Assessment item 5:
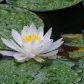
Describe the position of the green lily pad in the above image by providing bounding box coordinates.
[0,4,44,49]
[8,0,82,10]
[0,0,3,2]
[31,58,82,84]
[71,39,84,47]
[75,59,84,72]
[0,58,82,84]
[79,73,84,84]
[62,34,82,42]
[75,59,84,84]
[69,51,84,58]
[0,59,43,84]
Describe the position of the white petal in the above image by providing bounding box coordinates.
[1,38,20,52]
[41,39,53,53]
[21,45,29,53]
[21,45,35,58]
[52,38,63,45]
[34,56,44,63]
[37,26,44,39]
[10,40,24,53]
[0,50,15,56]
[43,28,52,41]
[34,46,43,55]
[12,29,22,46]
[37,40,45,47]
[28,23,37,35]
[40,50,58,57]
[21,26,29,38]
[28,40,37,53]
[13,52,29,62]
[46,41,64,52]
[26,53,35,58]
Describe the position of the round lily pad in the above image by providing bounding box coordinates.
[0,4,44,49]
[6,0,82,11]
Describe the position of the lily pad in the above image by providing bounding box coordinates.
[0,0,3,2]
[75,59,84,84]
[62,34,82,42]
[0,4,44,49]
[79,73,84,84]
[71,39,84,47]
[0,58,82,84]
[7,0,82,11]
[69,51,84,58]
[31,58,82,84]
[0,59,44,84]
[75,59,84,72]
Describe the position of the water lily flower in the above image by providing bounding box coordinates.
[0,23,64,62]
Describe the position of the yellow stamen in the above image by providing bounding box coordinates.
[38,37,41,42]
[24,34,41,43]
[25,36,27,42]
[34,35,38,40]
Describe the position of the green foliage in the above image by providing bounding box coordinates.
[31,58,82,84]
[78,73,84,84]
[82,34,84,41]
[8,0,82,10]
[69,51,84,58]
[75,59,84,72]
[0,59,43,84]
[0,0,3,2]
[0,58,82,84]
[75,59,84,84]
[0,4,44,49]
[71,39,84,47]
[62,34,82,42]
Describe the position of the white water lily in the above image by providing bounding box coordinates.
[0,23,64,62]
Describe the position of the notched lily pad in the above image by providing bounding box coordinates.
[0,4,44,49]
[31,58,82,84]
[7,0,82,11]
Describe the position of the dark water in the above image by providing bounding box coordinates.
[33,1,84,41]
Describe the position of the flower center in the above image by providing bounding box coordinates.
[24,34,41,43]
